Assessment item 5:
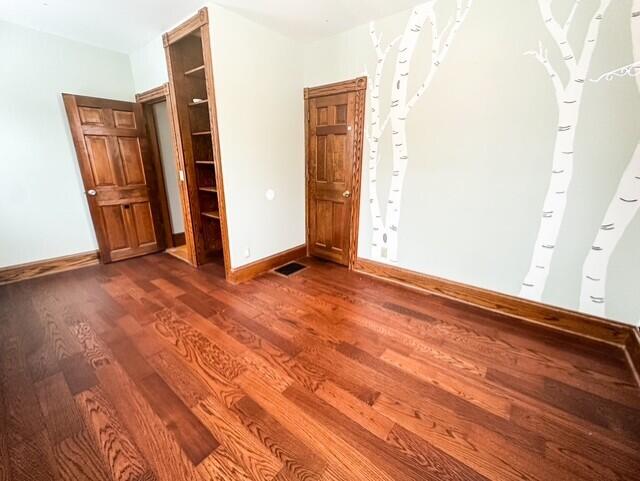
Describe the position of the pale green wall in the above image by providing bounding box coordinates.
[304,0,640,325]
[207,4,306,268]
[129,36,168,94]
[0,20,135,267]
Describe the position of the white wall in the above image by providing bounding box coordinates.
[129,36,168,93]
[207,4,305,267]
[0,20,135,268]
[152,101,184,234]
[129,3,306,268]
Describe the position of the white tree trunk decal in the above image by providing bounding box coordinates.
[367,29,400,261]
[520,0,613,301]
[580,0,640,316]
[366,0,474,263]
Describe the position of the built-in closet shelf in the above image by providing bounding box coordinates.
[195,161,215,166]
[184,65,206,77]
[201,211,221,220]
[199,187,218,193]
[189,99,209,107]
[192,131,211,136]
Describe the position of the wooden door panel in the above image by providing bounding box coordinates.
[102,206,129,251]
[317,107,329,125]
[131,202,157,246]
[331,134,347,183]
[118,138,146,185]
[316,136,328,182]
[331,202,346,252]
[315,93,348,109]
[124,209,138,249]
[315,200,331,247]
[86,136,117,186]
[79,107,104,125]
[307,92,356,266]
[64,94,165,263]
[113,110,137,129]
[335,104,347,124]
[311,199,347,262]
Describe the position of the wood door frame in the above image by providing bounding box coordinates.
[135,84,186,254]
[163,7,233,279]
[304,77,367,269]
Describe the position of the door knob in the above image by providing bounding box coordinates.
[86,189,97,196]
[342,190,352,198]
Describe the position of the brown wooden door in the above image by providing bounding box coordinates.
[63,94,165,263]
[307,92,357,266]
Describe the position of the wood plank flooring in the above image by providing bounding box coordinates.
[1,254,639,481]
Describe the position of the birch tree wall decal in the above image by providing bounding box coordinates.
[366,0,474,263]
[580,0,640,317]
[520,0,614,301]
[366,27,401,261]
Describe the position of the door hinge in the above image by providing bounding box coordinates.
[307,110,310,122]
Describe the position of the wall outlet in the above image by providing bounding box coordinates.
[243,248,251,258]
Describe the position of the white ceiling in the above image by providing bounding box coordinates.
[0,0,420,53]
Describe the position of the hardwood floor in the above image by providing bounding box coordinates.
[1,254,639,481]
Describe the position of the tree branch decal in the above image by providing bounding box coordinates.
[366,0,474,263]
[592,62,640,82]
[580,0,640,317]
[525,42,563,104]
[520,0,613,301]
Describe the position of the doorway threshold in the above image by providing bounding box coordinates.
[166,245,190,264]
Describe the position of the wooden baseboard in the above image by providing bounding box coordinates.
[353,258,634,348]
[228,245,306,284]
[355,257,640,385]
[172,232,186,246]
[625,328,640,386]
[0,251,100,286]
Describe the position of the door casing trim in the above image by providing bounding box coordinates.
[135,84,180,252]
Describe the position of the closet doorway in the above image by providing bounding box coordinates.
[135,85,189,263]
[137,7,231,277]
[162,7,231,277]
